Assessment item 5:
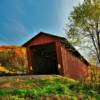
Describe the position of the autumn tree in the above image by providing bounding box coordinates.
[0,47,28,73]
[65,0,100,65]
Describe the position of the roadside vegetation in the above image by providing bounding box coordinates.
[0,75,100,100]
[0,46,28,75]
[84,65,100,94]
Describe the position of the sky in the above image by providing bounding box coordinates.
[0,0,83,45]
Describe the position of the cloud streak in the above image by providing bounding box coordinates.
[0,0,85,45]
[0,0,31,45]
[77,0,84,4]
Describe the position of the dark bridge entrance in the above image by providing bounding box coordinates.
[30,43,59,75]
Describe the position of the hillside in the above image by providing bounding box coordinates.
[0,46,26,56]
[0,46,28,74]
[0,75,100,100]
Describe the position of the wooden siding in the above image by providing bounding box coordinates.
[25,34,64,75]
[55,42,64,75]
[25,34,60,47]
[24,33,88,80]
[61,46,88,79]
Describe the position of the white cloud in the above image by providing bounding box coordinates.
[77,0,84,4]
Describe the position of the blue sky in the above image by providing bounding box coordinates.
[0,0,83,45]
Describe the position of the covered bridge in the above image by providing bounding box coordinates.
[23,32,89,79]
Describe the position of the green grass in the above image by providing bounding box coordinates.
[0,75,100,100]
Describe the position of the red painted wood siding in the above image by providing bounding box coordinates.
[25,34,64,75]
[55,42,64,75]
[25,34,60,46]
[61,46,88,79]
[25,34,88,79]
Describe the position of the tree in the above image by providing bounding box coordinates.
[0,47,28,73]
[65,0,100,65]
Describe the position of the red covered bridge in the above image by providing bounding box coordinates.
[23,32,89,80]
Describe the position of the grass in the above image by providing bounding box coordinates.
[0,75,100,100]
